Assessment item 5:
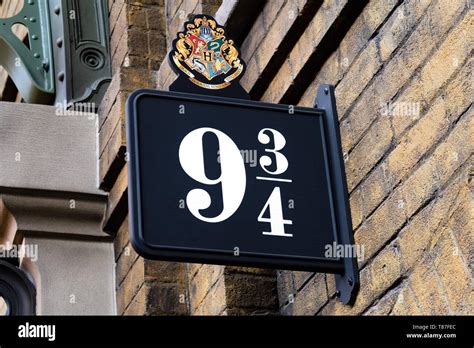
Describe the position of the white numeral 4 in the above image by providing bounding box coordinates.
[258,187,293,237]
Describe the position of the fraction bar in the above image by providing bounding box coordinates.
[256,176,293,183]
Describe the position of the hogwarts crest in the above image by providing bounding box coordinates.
[169,15,245,90]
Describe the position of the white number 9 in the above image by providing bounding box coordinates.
[178,127,246,223]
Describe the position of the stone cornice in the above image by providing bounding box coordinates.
[0,187,108,239]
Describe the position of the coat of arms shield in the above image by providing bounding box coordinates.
[169,15,246,91]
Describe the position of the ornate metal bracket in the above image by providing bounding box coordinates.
[50,0,111,107]
[0,0,111,107]
[0,0,54,103]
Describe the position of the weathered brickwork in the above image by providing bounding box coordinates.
[276,0,473,315]
[99,0,473,315]
[103,0,233,315]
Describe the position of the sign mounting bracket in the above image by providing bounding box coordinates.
[315,84,359,305]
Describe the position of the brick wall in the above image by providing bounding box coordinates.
[80,0,474,315]
[270,0,473,315]
[104,0,184,315]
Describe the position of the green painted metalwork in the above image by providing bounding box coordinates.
[50,0,111,108]
[0,0,111,107]
[0,0,54,103]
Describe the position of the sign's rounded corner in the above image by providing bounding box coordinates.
[129,227,157,260]
[125,89,157,129]
[126,89,149,110]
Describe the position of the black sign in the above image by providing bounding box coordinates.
[126,86,358,304]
